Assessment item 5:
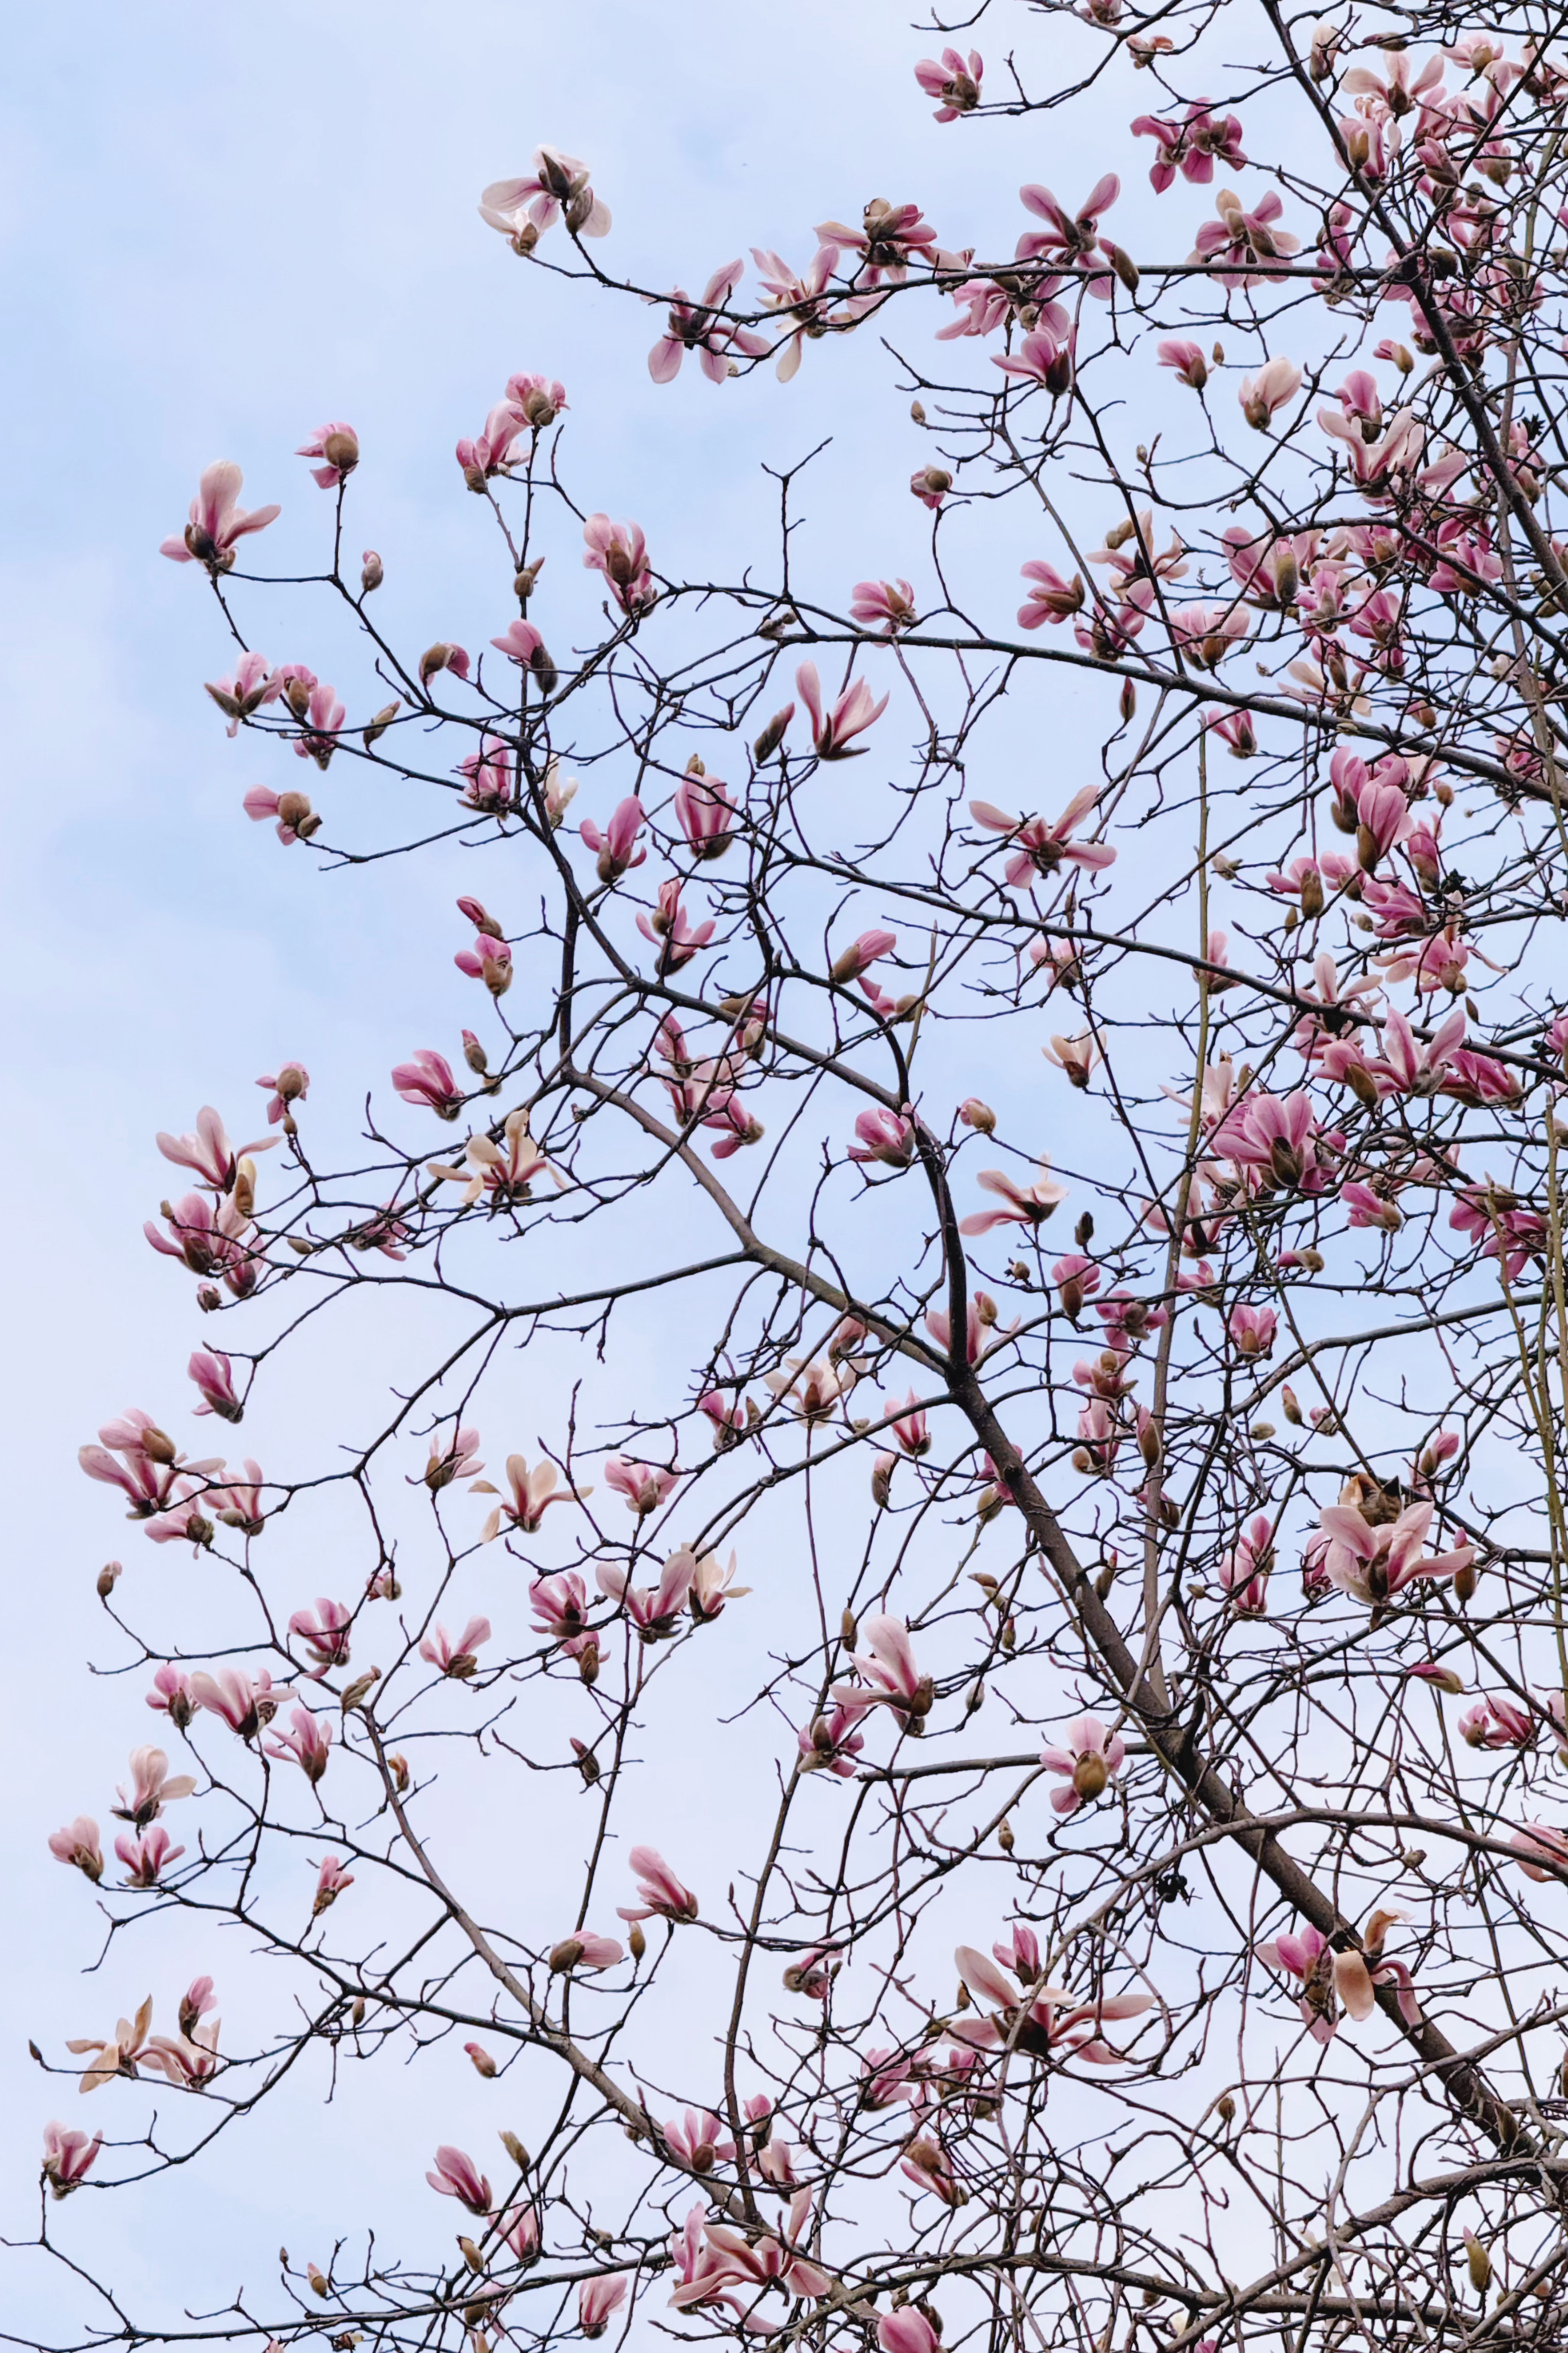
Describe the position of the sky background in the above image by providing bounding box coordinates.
[0,2,1119,2336]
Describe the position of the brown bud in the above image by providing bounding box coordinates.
[97,1560,122,1600]
[322,429,359,474]
[359,550,382,594]
[1107,242,1140,292]
[285,676,313,720]
[912,466,952,501]
[275,790,318,838]
[140,1424,177,1466]
[1216,2094,1236,2124]
[549,1938,586,1973]
[1071,1750,1109,1802]
[841,1608,858,1651]
[1281,1385,1304,1426]
[910,399,927,424]
[1119,678,1137,724]
[196,1283,223,1311]
[628,1921,647,1962]
[515,559,545,603]
[420,643,455,686]
[363,698,400,748]
[387,1752,411,1793]
[1453,1561,1478,1604]
[576,1634,601,1686]
[997,1818,1014,1852]
[1094,1564,1116,1600]
[499,2131,530,2173]
[752,707,793,762]
[1466,2231,1492,2294]
[574,1743,602,1784]
[458,2234,485,2272]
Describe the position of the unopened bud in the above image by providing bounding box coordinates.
[841,1608,858,1651]
[140,1424,177,1466]
[997,1817,1014,1852]
[420,643,455,686]
[500,2131,530,2173]
[1119,677,1137,724]
[285,676,313,720]
[1453,1561,1478,1603]
[515,559,545,603]
[959,1098,996,1134]
[97,1560,122,1600]
[753,707,792,762]
[1216,2094,1235,2124]
[965,1678,985,1716]
[572,1739,601,1784]
[1094,1564,1116,1600]
[1107,242,1140,292]
[576,1634,601,1686]
[308,2265,331,2299]
[911,466,952,501]
[458,2234,485,2274]
[387,1751,410,1792]
[910,400,927,424]
[362,698,400,748]
[1465,2229,1491,2294]
[461,1029,489,1076]
[1139,1418,1162,1466]
[628,1920,647,1962]
[360,549,382,594]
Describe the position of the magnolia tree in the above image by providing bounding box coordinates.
[33,3,1568,2349]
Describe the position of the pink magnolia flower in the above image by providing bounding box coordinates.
[1313,1498,1474,1607]
[147,1664,195,1726]
[831,1613,931,1721]
[505,370,568,427]
[960,1162,1069,1234]
[603,1456,679,1516]
[42,2122,102,2197]
[456,401,530,485]
[313,1853,354,1914]
[1132,103,1246,190]
[205,649,282,735]
[795,661,889,759]
[114,1823,185,1886]
[886,1391,930,1456]
[993,325,1074,392]
[579,797,647,885]
[673,768,737,859]
[1017,560,1086,628]
[1191,189,1301,284]
[749,242,843,382]
[426,2145,492,2214]
[489,618,558,695]
[1239,356,1303,429]
[188,1349,243,1422]
[65,1999,156,2094]
[814,198,940,286]
[970,787,1115,883]
[474,1453,586,1539]
[289,680,346,768]
[619,1845,700,1923]
[829,927,898,984]
[637,879,715,973]
[662,2107,736,2170]
[1220,1516,1275,1613]
[530,1569,590,1640]
[1041,1714,1125,1813]
[266,1706,333,1782]
[1018,173,1122,275]
[1211,1091,1334,1192]
[144,1191,255,1285]
[241,784,320,844]
[256,1063,309,1124]
[458,736,517,812]
[112,1744,196,1829]
[798,1701,868,1778]
[156,1106,274,1193]
[295,422,359,488]
[851,577,918,632]
[881,2313,940,2353]
[952,1942,1154,2063]
[847,1108,916,1167]
[1258,1911,1420,2042]
[1513,1822,1568,1882]
[1158,337,1208,389]
[648,260,769,384]
[548,1931,624,1972]
[392,1049,464,1118]
[478,150,611,246]
[1459,1695,1535,1749]
[597,1547,698,1640]
[915,47,982,120]
[160,461,280,569]
[48,1817,104,1882]
[579,2276,629,2338]
[419,1618,491,1679]
[1449,1188,1545,1281]
[416,1428,484,1496]
[190,1665,288,1740]
[583,514,656,616]
[142,2015,222,2088]
[1042,1032,1098,1088]
[1228,1303,1277,1358]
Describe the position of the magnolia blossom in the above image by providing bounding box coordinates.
[795,660,889,759]
[191,1665,288,1739]
[831,1613,932,1721]
[313,1853,354,1914]
[1311,1498,1474,1607]
[579,797,647,885]
[648,260,769,384]
[1218,1516,1274,1613]
[1239,356,1303,428]
[160,461,280,568]
[673,766,737,858]
[1257,1911,1420,2043]
[66,1997,155,2094]
[603,1456,680,1516]
[156,1105,274,1193]
[952,1940,1154,2063]
[1040,1714,1126,1813]
[429,1108,557,1205]
[847,1107,916,1167]
[114,1824,185,1886]
[391,1049,464,1118]
[265,1706,333,1782]
[960,1162,1069,1234]
[597,1548,697,1639]
[419,1618,491,1678]
[295,421,358,488]
[474,1452,586,1539]
[548,1930,624,1973]
[583,514,656,615]
[189,1349,243,1421]
[618,1845,700,1923]
[426,2144,492,2214]
[112,1744,197,1829]
[42,2122,102,2197]
[915,46,982,119]
[48,1817,104,1882]
[970,787,1115,883]
[579,2276,630,2338]
[1513,1822,1568,1882]
[478,150,611,246]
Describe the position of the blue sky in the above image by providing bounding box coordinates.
[0,2,1115,2333]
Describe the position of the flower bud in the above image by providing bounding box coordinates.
[387,1752,410,1792]
[576,1635,601,1686]
[362,699,400,749]
[1216,2093,1236,2124]
[549,1938,585,1973]
[752,707,793,762]
[360,549,382,594]
[1453,1561,1479,1603]
[958,1097,996,1134]
[1464,2229,1491,2294]
[97,1560,122,1600]
[628,1921,647,1962]
[911,466,952,501]
[323,429,359,475]
[515,559,545,603]
[285,676,313,720]
[1281,1385,1304,1425]
[458,2236,484,2275]
[841,1608,858,1650]
[500,2131,530,2172]
[997,1817,1014,1852]
[420,643,457,686]
[872,1450,895,1508]
[1119,678,1137,724]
